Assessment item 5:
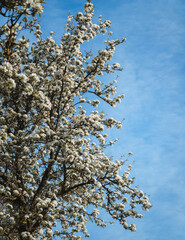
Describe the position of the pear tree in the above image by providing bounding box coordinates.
[0,0,151,239]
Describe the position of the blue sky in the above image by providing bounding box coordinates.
[40,0,185,239]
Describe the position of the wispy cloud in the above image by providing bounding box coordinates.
[89,0,185,239]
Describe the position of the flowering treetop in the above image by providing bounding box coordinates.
[0,1,151,239]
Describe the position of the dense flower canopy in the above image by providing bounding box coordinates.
[0,0,151,239]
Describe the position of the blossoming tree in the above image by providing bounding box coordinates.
[0,0,152,239]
